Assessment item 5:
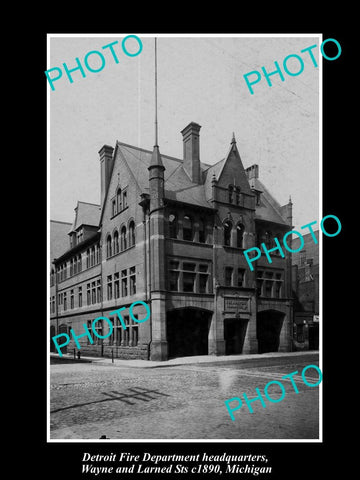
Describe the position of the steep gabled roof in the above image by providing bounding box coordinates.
[50,220,72,264]
[252,178,288,225]
[116,142,211,208]
[68,201,101,233]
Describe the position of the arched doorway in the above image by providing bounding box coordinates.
[166,308,211,359]
[224,317,248,355]
[257,310,285,353]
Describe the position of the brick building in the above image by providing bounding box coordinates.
[291,230,320,350]
[50,122,294,361]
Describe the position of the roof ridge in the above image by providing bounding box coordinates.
[77,201,101,207]
[50,220,72,225]
[116,141,183,163]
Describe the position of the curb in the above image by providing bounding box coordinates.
[50,350,319,369]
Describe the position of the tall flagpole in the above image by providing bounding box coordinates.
[154,37,158,147]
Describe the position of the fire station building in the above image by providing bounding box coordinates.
[50,122,294,361]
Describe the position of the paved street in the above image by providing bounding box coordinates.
[49,352,321,440]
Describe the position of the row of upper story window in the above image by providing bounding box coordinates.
[50,267,137,313]
[256,269,284,298]
[168,213,246,248]
[111,186,128,217]
[167,260,247,294]
[51,243,101,285]
[106,220,135,258]
[226,184,261,207]
[51,221,137,285]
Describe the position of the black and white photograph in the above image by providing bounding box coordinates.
[44,30,348,476]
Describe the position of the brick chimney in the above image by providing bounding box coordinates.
[245,164,259,189]
[181,122,201,184]
[99,145,114,205]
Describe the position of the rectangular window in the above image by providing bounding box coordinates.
[96,279,102,303]
[123,315,130,345]
[115,321,122,346]
[114,272,120,299]
[199,274,208,293]
[274,272,282,298]
[131,315,139,346]
[112,199,116,217]
[198,263,209,293]
[237,268,245,287]
[93,319,103,345]
[121,269,128,297]
[183,272,196,292]
[91,281,96,304]
[169,270,179,291]
[70,289,74,309]
[256,270,263,296]
[87,320,93,344]
[183,262,196,271]
[264,272,273,297]
[225,267,233,287]
[78,286,82,307]
[182,262,196,292]
[107,275,112,300]
[87,283,91,305]
[129,267,136,295]
[63,292,67,311]
[168,259,212,293]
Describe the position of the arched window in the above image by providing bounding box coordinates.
[228,185,233,203]
[106,234,112,258]
[236,223,245,248]
[224,220,232,246]
[183,215,193,241]
[113,230,119,254]
[121,226,127,251]
[129,220,135,247]
[168,213,178,239]
[117,188,122,212]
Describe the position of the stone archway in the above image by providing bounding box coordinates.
[166,308,212,359]
[257,310,285,353]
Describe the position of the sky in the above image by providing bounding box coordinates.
[48,34,321,231]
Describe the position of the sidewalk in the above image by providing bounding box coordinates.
[50,350,319,369]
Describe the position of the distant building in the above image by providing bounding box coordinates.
[291,230,319,350]
[50,122,294,360]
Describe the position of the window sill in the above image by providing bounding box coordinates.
[167,238,213,247]
[106,244,136,260]
[110,205,129,220]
